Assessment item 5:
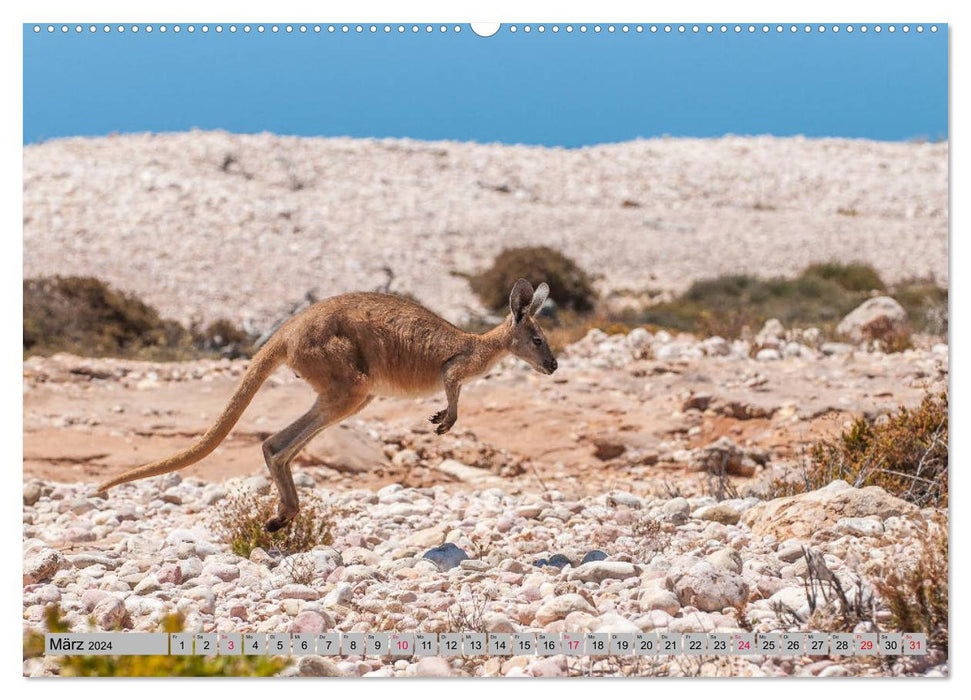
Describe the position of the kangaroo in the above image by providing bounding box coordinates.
[96,279,557,532]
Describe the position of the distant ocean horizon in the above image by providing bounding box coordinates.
[24,23,948,146]
[23,128,950,148]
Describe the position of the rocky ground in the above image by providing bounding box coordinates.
[23,324,949,677]
[22,475,947,678]
[23,132,948,329]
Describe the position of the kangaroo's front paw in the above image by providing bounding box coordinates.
[429,409,447,425]
[435,419,455,435]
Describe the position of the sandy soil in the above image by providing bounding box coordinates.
[23,340,947,497]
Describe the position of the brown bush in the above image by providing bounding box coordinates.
[468,246,597,313]
[24,276,254,360]
[773,391,947,507]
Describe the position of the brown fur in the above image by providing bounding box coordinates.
[96,279,556,531]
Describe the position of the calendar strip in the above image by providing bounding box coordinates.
[46,632,927,657]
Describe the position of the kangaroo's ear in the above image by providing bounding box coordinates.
[529,282,549,317]
[509,278,535,324]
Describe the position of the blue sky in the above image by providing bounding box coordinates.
[23,24,948,146]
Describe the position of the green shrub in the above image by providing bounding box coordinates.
[633,263,908,338]
[468,246,597,313]
[772,391,947,507]
[639,270,866,336]
[803,262,886,292]
[892,279,948,335]
[210,488,333,559]
[23,276,254,360]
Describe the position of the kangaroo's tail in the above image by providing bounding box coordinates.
[96,335,288,495]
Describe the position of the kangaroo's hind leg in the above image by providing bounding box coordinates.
[262,391,372,532]
[262,404,326,532]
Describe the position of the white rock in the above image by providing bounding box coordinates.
[639,587,681,616]
[323,582,353,607]
[415,657,453,677]
[837,296,908,343]
[24,548,69,585]
[93,596,127,629]
[768,586,811,618]
[705,548,743,574]
[756,348,781,362]
[567,561,636,584]
[836,517,884,537]
[673,562,749,612]
[534,594,597,626]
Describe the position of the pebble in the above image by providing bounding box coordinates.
[297,655,343,677]
[694,504,741,525]
[415,657,453,677]
[673,562,749,612]
[422,543,469,570]
[567,561,636,583]
[534,594,597,625]
[640,586,681,616]
[580,550,608,564]
[289,610,335,634]
[277,584,320,601]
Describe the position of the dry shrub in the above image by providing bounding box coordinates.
[780,391,948,507]
[467,246,597,313]
[281,553,319,586]
[444,589,493,636]
[628,512,671,559]
[191,318,254,359]
[24,276,188,359]
[211,488,333,558]
[871,512,948,652]
[23,276,254,360]
[796,547,876,631]
[860,315,913,353]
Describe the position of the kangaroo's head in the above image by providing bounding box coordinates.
[506,278,557,375]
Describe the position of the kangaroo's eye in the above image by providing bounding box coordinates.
[532,337,543,346]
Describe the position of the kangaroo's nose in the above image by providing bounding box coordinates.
[546,358,558,374]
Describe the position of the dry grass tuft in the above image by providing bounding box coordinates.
[210,488,333,559]
[871,512,948,652]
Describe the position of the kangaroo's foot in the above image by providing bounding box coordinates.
[429,409,447,424]
[434,415,456,435]
[265,510,296,533]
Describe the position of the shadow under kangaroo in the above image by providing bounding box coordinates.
[97,279,558,532]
